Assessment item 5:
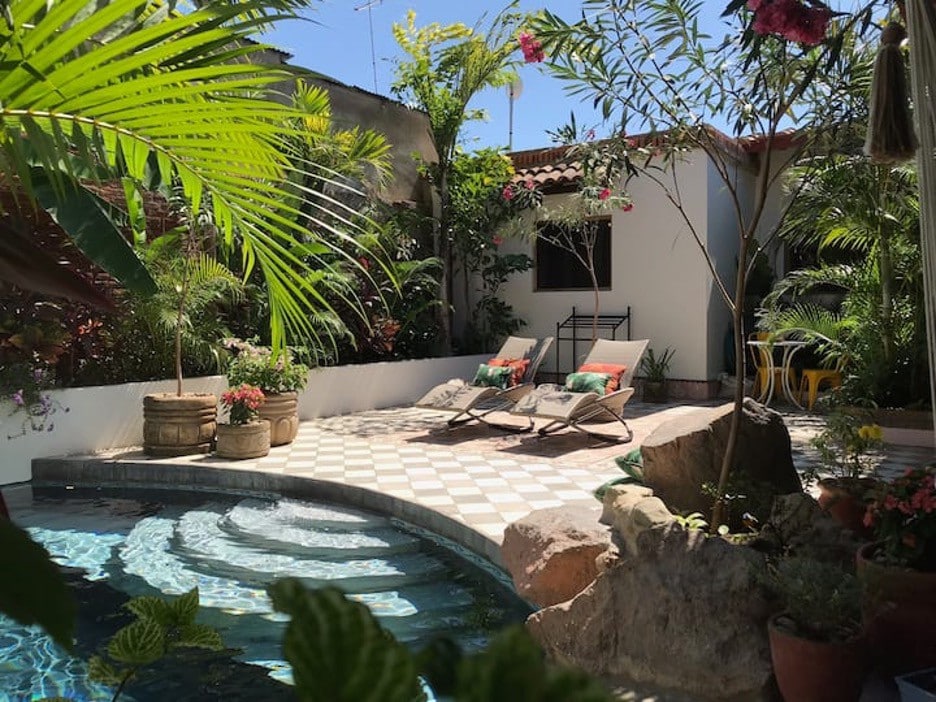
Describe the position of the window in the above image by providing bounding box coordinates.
[535,218,611,291]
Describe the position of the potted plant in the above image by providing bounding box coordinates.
[141,233,242,457]
[216,383,270,459]
[640,346,674,403]
[807,409,883,534]
[225,339,309,446]
[858,466,936,673]
[764,556,867,702]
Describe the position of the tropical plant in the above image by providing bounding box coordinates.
[639,347,675,384]
[0,361,68,438]
[0,0,384,355]
[532,0,876,528]
[808,409,883,482]
[89,588,224,701]
[760,157,926,407]
[391,7,527,351]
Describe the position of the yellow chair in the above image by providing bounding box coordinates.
[798,357,845,411]
[748,332,796,400]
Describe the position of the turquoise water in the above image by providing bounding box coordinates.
[0,485,530,701]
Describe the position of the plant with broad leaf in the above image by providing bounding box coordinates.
[89,588,223,701]
[864,466,936,571]
[532,0,878,528]
[221,384,265,426]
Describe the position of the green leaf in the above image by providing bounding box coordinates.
[170,587,200,625]
[174,622,224,651]
[88,655,126,685]
[108,618,165,666]
[124,596,174,626]
[31,170,156,296]
[268,579,425,702]
[0,520,75,652]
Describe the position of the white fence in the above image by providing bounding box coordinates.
[0,354,487,485]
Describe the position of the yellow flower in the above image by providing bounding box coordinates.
[858,424,883,441]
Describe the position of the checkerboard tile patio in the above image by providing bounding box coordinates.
[38,402,936,559]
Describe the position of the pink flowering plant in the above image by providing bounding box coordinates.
[1,361,68,438]
[864,467,936,571]
[748,0,832,46]
[220,384,265,426]
[225,339,309,394]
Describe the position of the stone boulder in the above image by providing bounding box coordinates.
[501,505,611,608]
[641,399,802,517]
[759,493,864,566]
[527,525,774,701]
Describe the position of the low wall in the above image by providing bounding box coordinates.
[0,354,487,485]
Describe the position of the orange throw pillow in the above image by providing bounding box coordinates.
[488,357,530,386]
[578,363,627,394]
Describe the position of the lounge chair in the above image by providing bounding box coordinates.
[415,336,554,432]
[510,338,650,442]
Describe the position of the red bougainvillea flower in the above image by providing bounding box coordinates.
[621,203,634,212]
[518,32,545,63]
[502,185,515,201]
[599,187,612,201]
[492,235,504,246]
[524,179,535,190]
[749,0,830,46]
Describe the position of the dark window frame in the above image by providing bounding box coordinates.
[534,217,612,292]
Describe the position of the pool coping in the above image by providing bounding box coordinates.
[31,456,505,567]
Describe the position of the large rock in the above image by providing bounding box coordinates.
[501,506,611,608]
[641,399,802,517]
[527,525,774,701]
[759,493,864,567]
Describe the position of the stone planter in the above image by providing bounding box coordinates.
[216,420,270,460]
[768,615,867,702]
[857,542,936,674]
[143,393,217,457]
[259,391,299,446]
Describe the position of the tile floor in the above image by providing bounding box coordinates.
[41,401,936,562]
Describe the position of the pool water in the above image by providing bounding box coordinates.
[0,484,531,701]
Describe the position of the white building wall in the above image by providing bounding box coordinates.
[497,152,715,381]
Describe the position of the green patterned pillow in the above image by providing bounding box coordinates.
[472,363,514,390]
[564,372,612,394]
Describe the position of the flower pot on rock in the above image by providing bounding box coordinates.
[216,420,270,459]
[259,391,299,446]
[764,557,867,702]
[143,393,217,456]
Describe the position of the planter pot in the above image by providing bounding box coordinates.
[768,615,867,702]
[216,420,270,460]
[817,477,878,536]
[259,391,299,446]
[857,543,936,674]
[897,669,936,702]
[643,380,668,403]
[143,393,217,457]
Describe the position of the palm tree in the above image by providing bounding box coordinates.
[0,0,380,354]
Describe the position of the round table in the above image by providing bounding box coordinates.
[746,339,807,409]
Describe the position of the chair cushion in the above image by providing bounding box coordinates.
[564,371,612,394]
[578,362,627,394]
[488,357,530,386]
[472,363,514,390]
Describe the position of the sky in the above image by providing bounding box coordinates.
[261,0,729,153]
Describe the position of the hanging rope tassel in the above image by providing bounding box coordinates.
[865,22,919,164]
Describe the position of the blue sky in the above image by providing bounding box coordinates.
[261,0,657,151]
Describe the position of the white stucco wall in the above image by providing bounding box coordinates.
[0,355,487,486]
[495,151,718,381]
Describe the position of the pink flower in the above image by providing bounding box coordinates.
[518,32,545,63]
[358,257,371,270]
[524,179,535,190]
[621,203,634,212]
[492,235,504,246]
[599,187,611,201]
[750,0,830,46]
[585,129,596,141]
[502,185,515,201]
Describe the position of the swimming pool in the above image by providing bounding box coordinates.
[1,484,530,701]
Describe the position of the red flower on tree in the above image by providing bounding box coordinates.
[519,32,545,63]
[748,0,830,46]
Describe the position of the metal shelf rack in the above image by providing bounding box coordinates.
[554,306,631,377]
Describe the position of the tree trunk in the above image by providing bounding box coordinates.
[437,167,453,354]
[590,265,600,345]
[712,238,749,531]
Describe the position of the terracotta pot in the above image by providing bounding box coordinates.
[143,393,217,457]
[216,420,270,460]
[818,477,878,536]
[259,391,299,446]
[856,542,936,674]
[768,615,867,702]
